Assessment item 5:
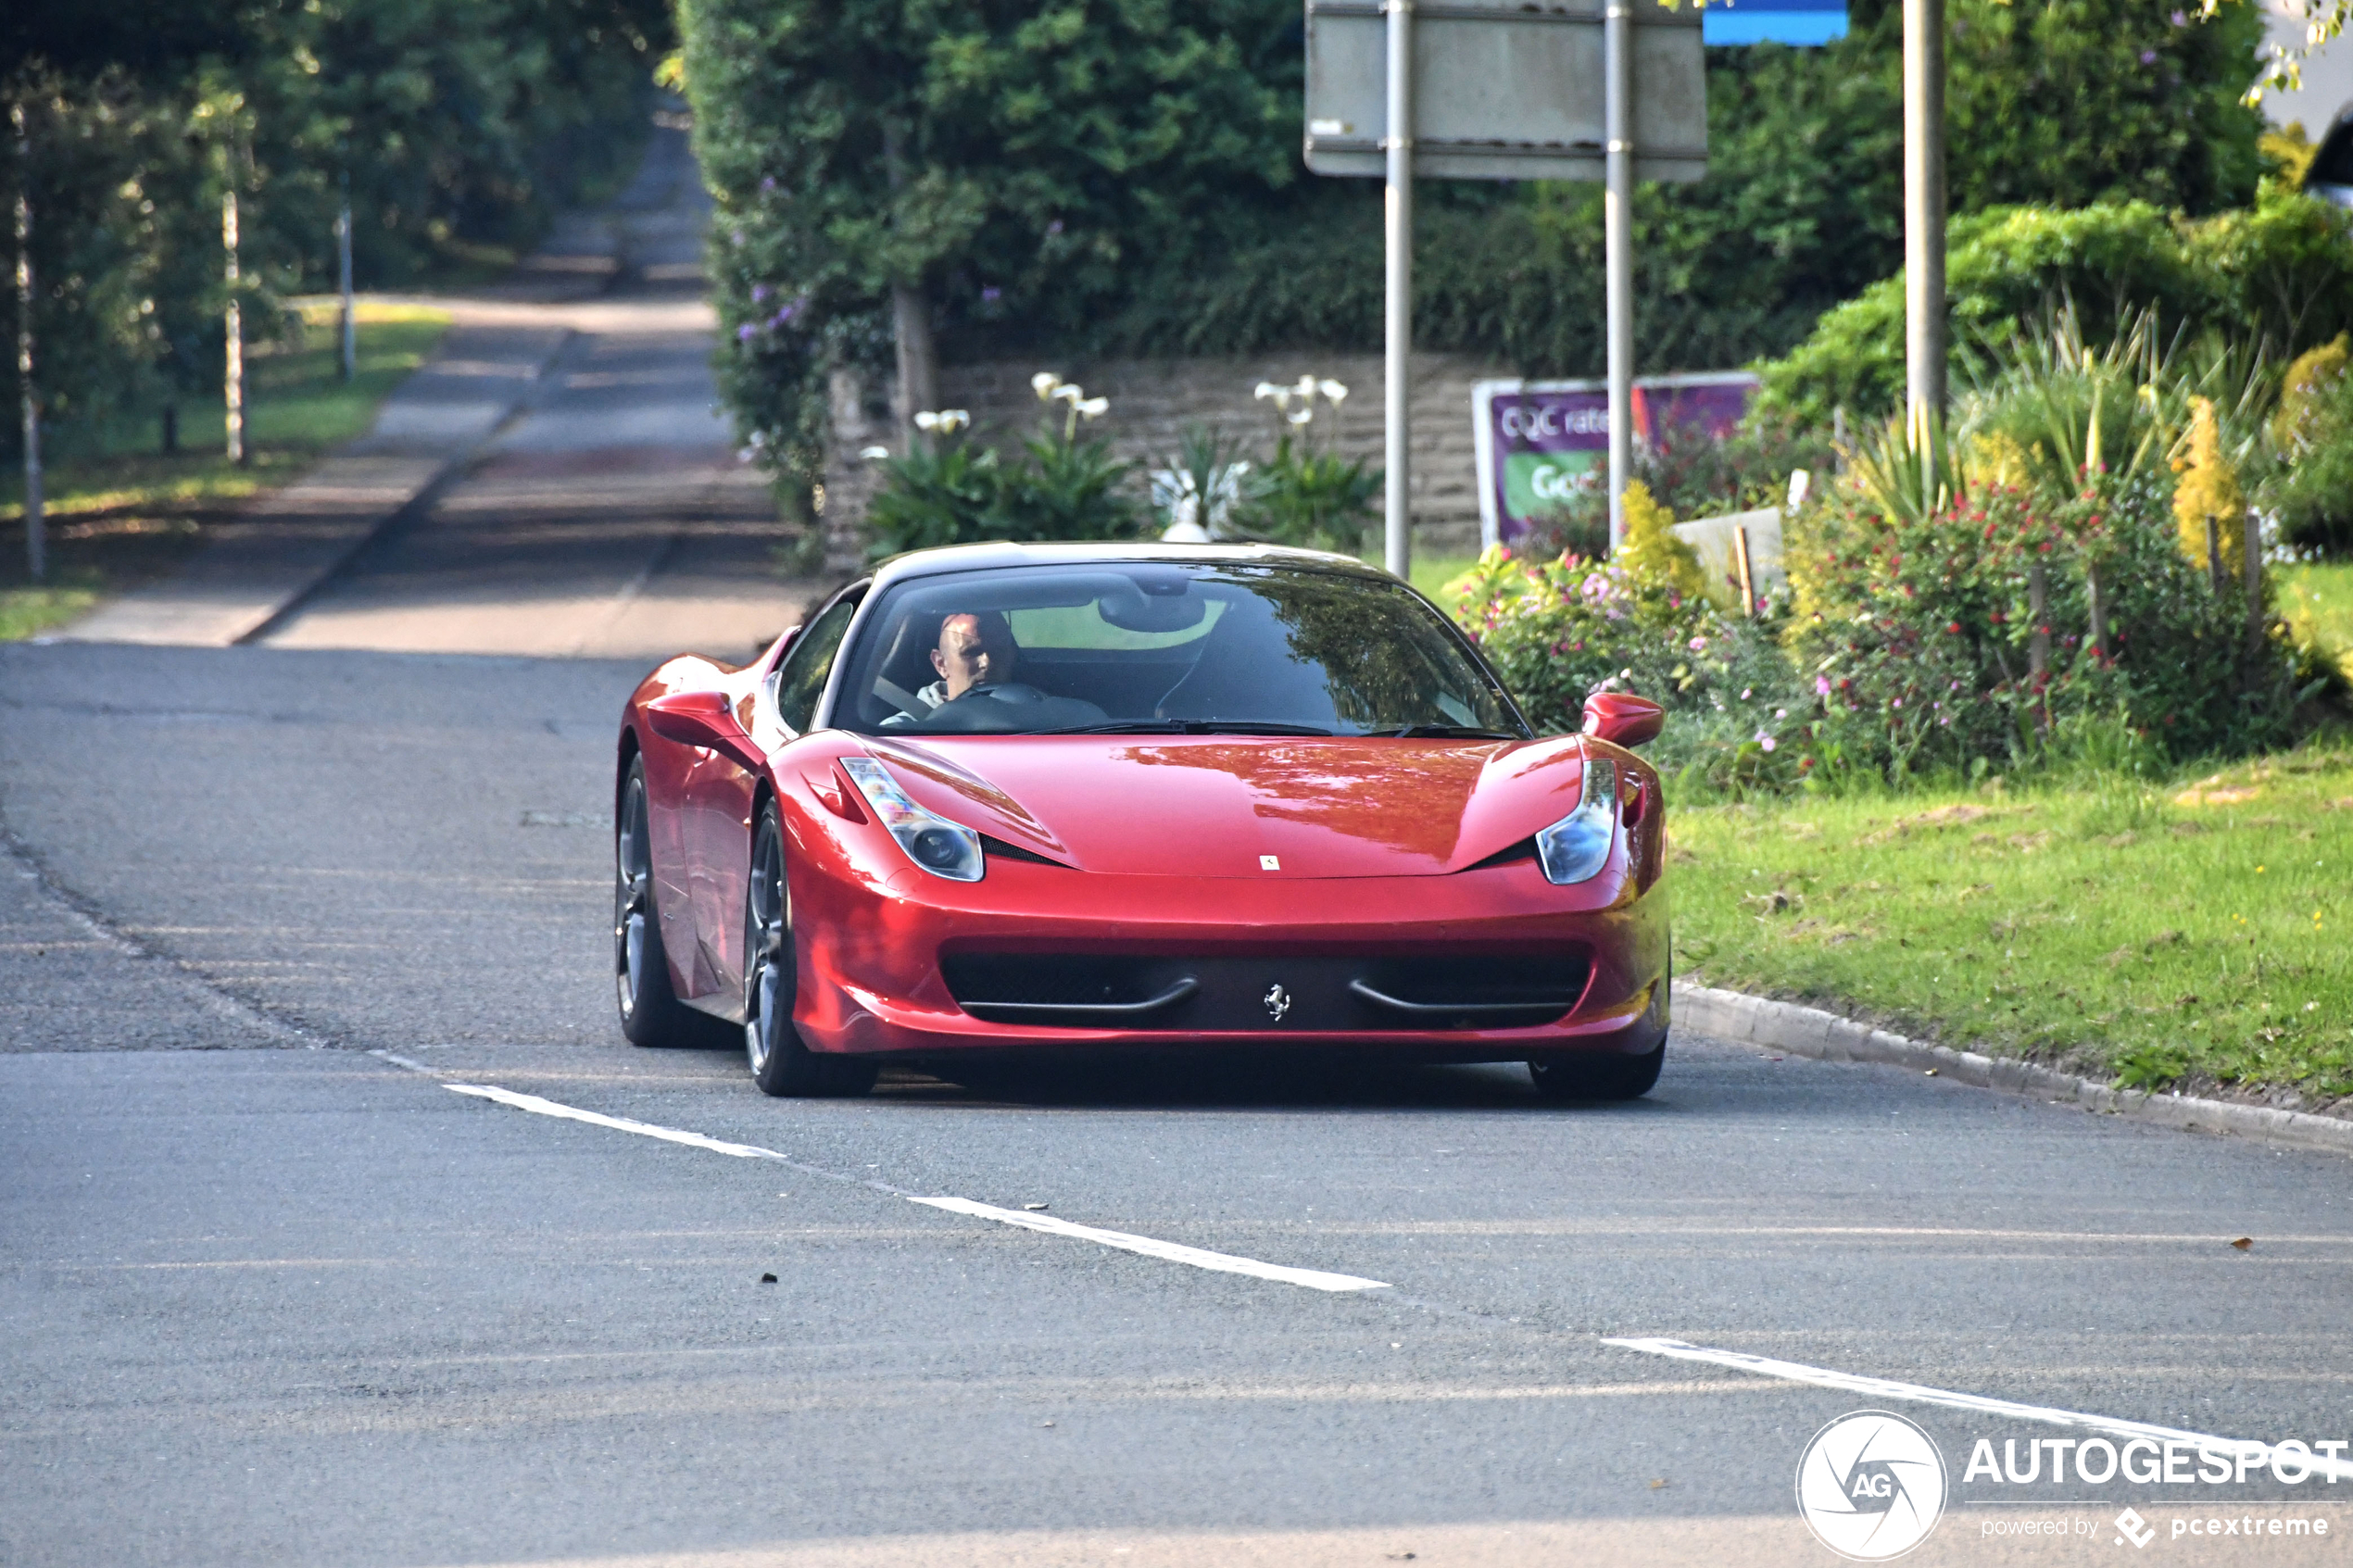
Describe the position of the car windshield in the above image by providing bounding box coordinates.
[830,561,1525,738]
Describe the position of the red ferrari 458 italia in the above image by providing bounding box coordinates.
[612,543,1669,1099]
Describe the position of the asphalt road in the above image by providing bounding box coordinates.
[5,639,2351,1568]
[258,122,805,665]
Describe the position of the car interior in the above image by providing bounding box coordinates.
[831,564,1508,736]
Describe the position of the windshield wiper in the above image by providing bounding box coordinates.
[1038,719,1335,736]
[1370,723,1522,739]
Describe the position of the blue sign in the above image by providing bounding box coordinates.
[1703,0,1848,45]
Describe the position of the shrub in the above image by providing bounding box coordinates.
[1786,461,2318,779]
[1227,439,1381,555]
[2268,336,2353,552]
[1755,188,2353,428]
[1616,481,1710,605]
[862,403,1145,564]
[1445,538,1809,794]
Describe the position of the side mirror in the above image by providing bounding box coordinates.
[1581,692,1665,749]
[644,690,765,771]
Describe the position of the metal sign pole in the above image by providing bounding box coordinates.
[1604,0,1632,554]
[1903,0,1945,445]
[1382,0,1414,581]
[338,169,356,383]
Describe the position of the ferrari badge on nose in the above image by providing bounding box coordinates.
[1264,985,1291,1022]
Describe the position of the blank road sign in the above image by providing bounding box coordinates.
[1304,0,1707,183]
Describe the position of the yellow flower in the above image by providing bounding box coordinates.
[2171,395,2244,576]
[1617,481,1707,603]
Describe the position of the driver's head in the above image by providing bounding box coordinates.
[931,611,1017,700]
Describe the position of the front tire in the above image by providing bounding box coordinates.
[616,756,720,1047]
[744,802,876,1098]
[1528,970,1668,1101]
[1527,1040,1665,1101]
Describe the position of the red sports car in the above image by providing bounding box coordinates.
[613,543,1669,1099]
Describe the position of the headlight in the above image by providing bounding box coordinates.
[1536,757,1617,885]
[840,758,985,882]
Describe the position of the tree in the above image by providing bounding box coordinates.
[3,0,669,463]
[680,0,1295,487]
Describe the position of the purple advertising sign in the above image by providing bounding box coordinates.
[1472,373,1758,546]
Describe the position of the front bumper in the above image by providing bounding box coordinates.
[789,849,1669,1062]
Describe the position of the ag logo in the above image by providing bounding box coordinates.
[1795,1410,1947,1561]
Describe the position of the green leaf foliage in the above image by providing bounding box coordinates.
[862,427,1144,562]
[5,0,668,459]
[1756,188,2353,426]
[686,0,2270,487]
[1226,436,1381,557]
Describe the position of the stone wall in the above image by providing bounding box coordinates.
[821,351,1520,570]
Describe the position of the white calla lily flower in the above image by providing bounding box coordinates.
[1076,396,1109,419]
[1054,383,1084,405]
[858,445,891,460]
[1288,407,1313,425]
[1031,371,1063,399]
[1293,373,1317,399]
[1319,379,1349,405]
[939,409,970,432]
[913,410,941,432]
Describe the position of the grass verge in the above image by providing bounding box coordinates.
[1670,745,2353,1111]
[0,301,449,641]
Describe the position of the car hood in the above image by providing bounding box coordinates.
[861,734,1592,878]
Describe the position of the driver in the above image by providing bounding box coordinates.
[884,610,1052,724]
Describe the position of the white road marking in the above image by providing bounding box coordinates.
[1604,1337,2353,1481]
[446,1083,798,1161]
[440,1083,1390,1294]
[907,1196,1390,1294]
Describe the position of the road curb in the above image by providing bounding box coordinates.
[1672,980,2353,1160]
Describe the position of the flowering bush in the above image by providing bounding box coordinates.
[862,377,1142,562]
[1444,533,1807,793]
[1787,464,2324,780]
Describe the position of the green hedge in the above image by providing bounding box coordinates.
[1755,188,2353,426]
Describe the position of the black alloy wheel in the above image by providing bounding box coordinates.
[615,757,718,1047]
[744,802,876,1098]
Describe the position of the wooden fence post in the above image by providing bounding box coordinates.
[1732,525,1756,620]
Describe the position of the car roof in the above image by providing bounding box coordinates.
[867,540,1402,593]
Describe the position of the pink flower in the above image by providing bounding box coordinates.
[1815,675,1831,696]
[1690,636,1708,653]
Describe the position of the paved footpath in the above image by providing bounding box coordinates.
[64,118,812,666]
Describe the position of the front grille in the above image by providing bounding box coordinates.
[939,951,1590,1032]
[942,954,1167,1009]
